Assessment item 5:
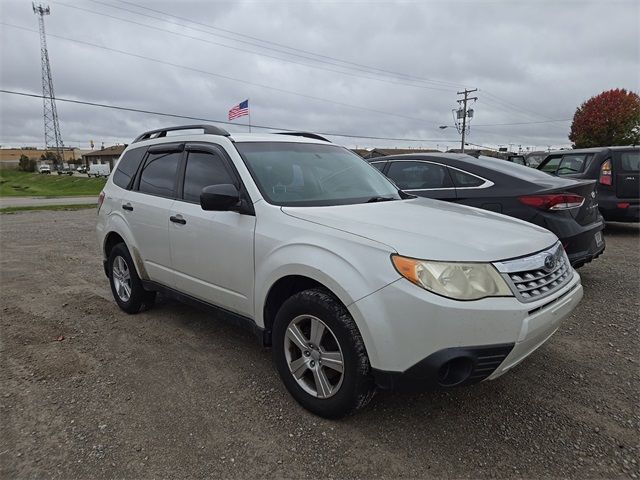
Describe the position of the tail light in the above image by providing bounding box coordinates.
[519,193,584,211]
[97,191,105,213]
[599,159,612,185]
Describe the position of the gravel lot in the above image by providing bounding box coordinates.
[1,209,638,479]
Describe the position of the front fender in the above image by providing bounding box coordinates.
[254,241,399,361]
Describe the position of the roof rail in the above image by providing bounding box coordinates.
[132,124,230,143]
[274,131,331,143]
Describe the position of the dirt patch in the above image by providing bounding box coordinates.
[1,210,639,479]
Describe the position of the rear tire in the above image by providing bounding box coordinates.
[272,288,375,418]
[107,243,156,314]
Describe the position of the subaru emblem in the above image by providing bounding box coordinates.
[544,255,556,271]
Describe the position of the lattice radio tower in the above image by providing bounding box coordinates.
[32,2,65,163]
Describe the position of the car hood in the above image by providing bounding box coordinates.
[282,197,557,262]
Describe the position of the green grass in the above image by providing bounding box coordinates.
[0,203,96,214]
[0,169,106,197]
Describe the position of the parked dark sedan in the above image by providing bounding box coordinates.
[369,153,605,268]
[537,146,639,222]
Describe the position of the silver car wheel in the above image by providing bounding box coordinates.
[112,255,132,302]
[284,314,344,399]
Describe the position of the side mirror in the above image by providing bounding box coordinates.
[200,184,240,211]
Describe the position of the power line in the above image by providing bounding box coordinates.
[481,90,557,121]
[114,0,468,89]
[473,118,571,126]
[3,22,437,125]
[106,1,563,123]
[0,89,462,143]
[53,1,452,93]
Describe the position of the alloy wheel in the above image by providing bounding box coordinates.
[284,315,344,398]
[112,255,132,302]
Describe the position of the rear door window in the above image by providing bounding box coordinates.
[138,151,181,198]
[386,161,452,189]
[113,147,146,189]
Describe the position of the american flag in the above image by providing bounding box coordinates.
[228,99,249,120]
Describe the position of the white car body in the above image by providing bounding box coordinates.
[38,164,51,174]
[96,129,583,409]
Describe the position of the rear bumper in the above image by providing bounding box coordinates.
[563,219,605,268]
[598,195,640,222]
[524,210,605,267]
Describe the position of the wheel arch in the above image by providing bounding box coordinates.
[101,222,149,281]
[262,274,338,346]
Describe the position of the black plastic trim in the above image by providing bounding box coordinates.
[274,131,332,142]
[140,280,266,344]
[372,343,515,392]
[133,124,230,143]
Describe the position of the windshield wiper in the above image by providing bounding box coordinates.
[366,196,396,203]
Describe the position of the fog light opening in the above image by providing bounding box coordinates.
[437,357,473,387]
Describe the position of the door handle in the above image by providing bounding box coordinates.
[169,215,186,225]
[122,203,133,211]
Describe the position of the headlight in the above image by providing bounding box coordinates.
[391,255,513,300]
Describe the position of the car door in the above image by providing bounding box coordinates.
[169,143,256,318]
[385,160,455,199]
[124,143,183,288]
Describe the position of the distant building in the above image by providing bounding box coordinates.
[0,147,82,166]
[351,148,440,159]
[81,145,127,169]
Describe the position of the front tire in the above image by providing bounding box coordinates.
[272,288,375,418]
[107,243,156,314]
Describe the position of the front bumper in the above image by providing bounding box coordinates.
[349,271,583,391]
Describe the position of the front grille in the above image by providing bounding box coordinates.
[494,243,573,303]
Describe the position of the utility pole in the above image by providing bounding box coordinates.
[33,2,65,166]
[456,88,478,154]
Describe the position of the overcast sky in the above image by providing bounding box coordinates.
[1,0,638,151]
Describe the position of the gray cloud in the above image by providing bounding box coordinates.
[1,0,638,151]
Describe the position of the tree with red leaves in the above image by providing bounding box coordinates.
[569,89,640,148]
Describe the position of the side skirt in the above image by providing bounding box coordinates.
[141,279,266,346]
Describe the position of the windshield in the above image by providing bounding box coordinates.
[235,142,401,206]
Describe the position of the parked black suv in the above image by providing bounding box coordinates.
[538,146,639,222]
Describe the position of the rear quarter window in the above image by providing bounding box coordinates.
[449,169,485,187]
[557,154,589,175]
[541,156,561,173]
[113,147,146,189]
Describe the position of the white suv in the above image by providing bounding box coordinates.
[96,125,583,418]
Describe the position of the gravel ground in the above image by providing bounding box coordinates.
[1,209,638,479]
[0,196,97,208]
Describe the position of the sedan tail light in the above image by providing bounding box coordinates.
[97,191,105,213]
[518,193,584,211]
[599,159,612,185]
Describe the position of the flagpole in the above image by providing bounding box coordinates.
[248,98,252,133]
